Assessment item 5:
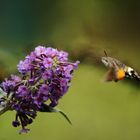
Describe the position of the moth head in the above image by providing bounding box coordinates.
[101,57,110,67]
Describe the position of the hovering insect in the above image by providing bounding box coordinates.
[101,51,140,82]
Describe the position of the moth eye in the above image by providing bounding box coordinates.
[103,59,108,63]
[101,57,109,67]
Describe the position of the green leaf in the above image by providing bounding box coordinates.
[0,88,13,116]
[0,106,10,116]
[39,103,72,125]
[0,88,7,98]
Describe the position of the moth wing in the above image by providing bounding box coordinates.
[102,57,123,82]
[103,68,116,82]
[106,69,115,81]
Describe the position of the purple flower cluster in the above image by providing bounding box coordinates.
[0,46,79,134]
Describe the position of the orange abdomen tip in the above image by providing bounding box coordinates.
[116,69,125,80]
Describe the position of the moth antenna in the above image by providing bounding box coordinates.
[104,50,108,57]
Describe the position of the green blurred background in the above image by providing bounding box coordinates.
[0,0,140,140]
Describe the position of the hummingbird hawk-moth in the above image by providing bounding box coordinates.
[101,51,140,82]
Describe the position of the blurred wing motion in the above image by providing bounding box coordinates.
[104,68,116,82]
[101,51,140,82]
[39,103,72,125]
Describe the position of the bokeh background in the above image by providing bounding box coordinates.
[0,0,140,140]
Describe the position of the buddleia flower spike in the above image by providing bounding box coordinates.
[0,46,79,134]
